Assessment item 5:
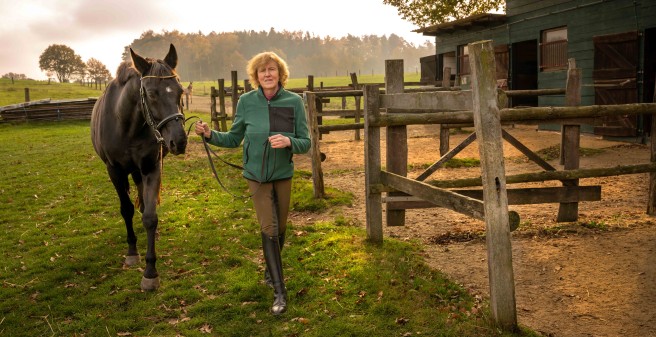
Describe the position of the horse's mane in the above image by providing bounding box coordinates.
[116,62,137,85]
[115,58,179,85]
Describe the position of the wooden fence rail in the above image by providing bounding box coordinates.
[0,98,98,123]
[306,86,462,199]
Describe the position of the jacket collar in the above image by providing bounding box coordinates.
[258,82,284,100]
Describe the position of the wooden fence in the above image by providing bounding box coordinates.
[304,77,455,199]
[0,98,97,123]
[361,41,656,330]
[208,71,427,136]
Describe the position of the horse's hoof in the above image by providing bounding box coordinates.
[124,254,141,266]
[141,276,160,291]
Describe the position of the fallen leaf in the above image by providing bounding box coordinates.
[296,287,308,297]
[396,317,410,325]
[199,323,212,333]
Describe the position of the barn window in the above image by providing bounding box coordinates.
[540,26,568,71]
[458,45,470,76]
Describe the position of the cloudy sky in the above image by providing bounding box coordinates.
[0,0,432,80]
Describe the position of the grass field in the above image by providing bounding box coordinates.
[0,79,103,106]
[0,73,422,106]
[0,80,537,336]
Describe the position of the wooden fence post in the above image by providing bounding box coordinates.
[385,60,407,227]
[469,40,518,331]
[439,67,451,156]
[442,66,452,88]
[231,71,238,119]
[350,72,362,141]
[214,78,228,132]
[306,91,325,199]
[210,86,217,130]
[557,58,582,222]
[306,75,323,140]
[364,85,383,243]
[307,75,314,92]
[648,81,656,215]
[24,88,30,102]
[218,79,227,131]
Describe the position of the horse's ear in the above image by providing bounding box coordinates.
[130,48,150,75]
[164,44,178,70]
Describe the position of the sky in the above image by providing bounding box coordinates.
[0,0,433,80]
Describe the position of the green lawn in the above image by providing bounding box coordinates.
[0,77,538,336]
[0,119,538,336]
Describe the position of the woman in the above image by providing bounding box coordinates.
[195,51,310,315]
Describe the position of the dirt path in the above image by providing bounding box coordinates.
[291,123,656,337]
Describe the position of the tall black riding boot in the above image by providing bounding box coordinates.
[261,232,287,315]
[264,232,285,288]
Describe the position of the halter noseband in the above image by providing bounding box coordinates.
[140,74,185,144]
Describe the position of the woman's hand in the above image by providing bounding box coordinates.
[268,134,291,149]
[195,121,211,138]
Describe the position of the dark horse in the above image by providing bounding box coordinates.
[91,44,187,290]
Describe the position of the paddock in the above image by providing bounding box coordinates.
[191,44,656,332]
[327,40,656,330]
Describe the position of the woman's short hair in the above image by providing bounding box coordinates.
[246,51,289,88]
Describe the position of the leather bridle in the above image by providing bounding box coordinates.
[139,75,185,144]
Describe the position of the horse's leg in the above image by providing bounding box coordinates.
[139,171,162,291]
[106,166,140,266]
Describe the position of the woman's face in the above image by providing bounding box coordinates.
[257,60,279,92]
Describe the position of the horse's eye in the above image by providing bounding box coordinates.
[147,90,157,99]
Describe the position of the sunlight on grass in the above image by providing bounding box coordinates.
[0,120,537,336]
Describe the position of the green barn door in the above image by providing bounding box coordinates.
[593,31,639,137]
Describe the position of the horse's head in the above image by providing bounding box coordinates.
[130,44,188,155]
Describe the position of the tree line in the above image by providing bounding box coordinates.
[124,28,435,81]
[32,28,435,84]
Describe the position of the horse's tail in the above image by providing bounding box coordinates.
[133,188,161,209]
[135,146,164,208]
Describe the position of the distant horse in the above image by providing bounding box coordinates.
[91,44,187,290]
[184,81,193,104]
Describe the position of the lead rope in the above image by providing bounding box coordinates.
[185,117,266,199]
[158,143,163,205]
[200,132,269,199]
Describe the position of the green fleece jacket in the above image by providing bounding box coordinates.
[207,86,311,182]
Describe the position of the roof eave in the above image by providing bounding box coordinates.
[413,13,507,37]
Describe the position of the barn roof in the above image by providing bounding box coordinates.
[414,13,507,36]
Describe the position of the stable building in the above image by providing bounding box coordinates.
[416,0,656,140]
